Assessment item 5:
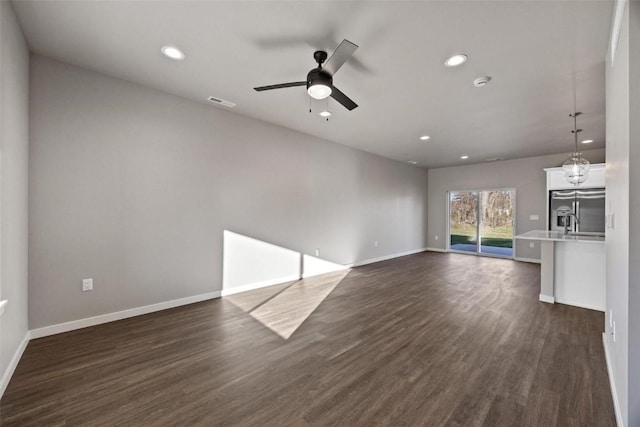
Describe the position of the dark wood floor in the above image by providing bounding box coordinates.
[1,252,615,426]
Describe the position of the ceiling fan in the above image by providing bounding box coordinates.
[253,39,359,111]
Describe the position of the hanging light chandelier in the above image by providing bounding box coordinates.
[562,112,590,185]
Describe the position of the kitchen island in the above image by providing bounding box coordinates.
[515,230,605,311]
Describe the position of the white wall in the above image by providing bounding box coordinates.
[604,1,640,425]
[28,55,429,329]
[0,1,30,394]
[427,150,605,260]
[626,2,640,424]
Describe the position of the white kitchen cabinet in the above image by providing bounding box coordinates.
[544,163,605,191]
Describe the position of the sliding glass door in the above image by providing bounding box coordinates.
[448,192,479,253]
[449,189,515,258]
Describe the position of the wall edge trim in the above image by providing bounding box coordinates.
[539,294,556,304]
[554,298,605,312]
[220,275,300,297]
[514,256,542,264]
[0,331,30,399]
[603,332,624,427]
[30,291,221,339]
[349,248,429,267]
[426,247,447,253]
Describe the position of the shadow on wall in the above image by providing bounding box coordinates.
[222,230,350,339]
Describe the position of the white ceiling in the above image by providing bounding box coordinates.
[12,0,613,168]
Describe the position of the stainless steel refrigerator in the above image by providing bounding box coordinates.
[549,188,606,233]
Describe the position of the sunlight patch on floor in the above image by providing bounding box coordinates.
[225,269,350,339]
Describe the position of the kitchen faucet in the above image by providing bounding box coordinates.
[562,211,580,235]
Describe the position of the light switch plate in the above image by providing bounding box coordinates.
[607,214,615,229]
[529,214,539,221]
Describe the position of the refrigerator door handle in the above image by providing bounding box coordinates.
[575,200,580,232]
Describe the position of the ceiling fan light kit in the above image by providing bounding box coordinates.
[307,84,332,99]
[306,54,333,99]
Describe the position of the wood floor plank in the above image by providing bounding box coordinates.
[0,252,616,426]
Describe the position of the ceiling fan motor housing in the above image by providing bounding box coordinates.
[307,68,333,90]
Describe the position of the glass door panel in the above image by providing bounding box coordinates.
[479,190,514,257]
[449,191,479,253]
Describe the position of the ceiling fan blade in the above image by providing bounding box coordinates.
[330,86,358,111]
[254,81,306,91]
[323,39,358,76]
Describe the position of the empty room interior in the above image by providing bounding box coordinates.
[1,0,639,425]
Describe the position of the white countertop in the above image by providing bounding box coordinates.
[515,230,605,244]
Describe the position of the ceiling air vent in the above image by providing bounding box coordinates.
[207,96,236,108]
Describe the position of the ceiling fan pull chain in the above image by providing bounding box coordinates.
[326,99,329,122]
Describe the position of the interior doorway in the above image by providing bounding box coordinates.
[448,189,515,258]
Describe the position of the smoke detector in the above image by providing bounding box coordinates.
[473,76,492,88]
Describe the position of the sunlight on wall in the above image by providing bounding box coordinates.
[222,230,348,294]
[223,230,300,294]
[222,230,350,338]
[302,254,348,277]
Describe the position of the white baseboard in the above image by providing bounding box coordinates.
[0,331,30,398]
[515,256,541,264]
[539,294,555,304]
[30,291,221,339]
[554,298,605,312]
[603,333,624,427]
[426,247,447,253]
[349,248,428,267]
[222,248,430,296]
[220,275,300,297]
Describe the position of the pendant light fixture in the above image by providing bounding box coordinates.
[562,112,590,185]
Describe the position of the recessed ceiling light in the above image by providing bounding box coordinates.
[444,54,468,67]
[473,76,492,87]
[581,139,594,144]
[319,111,331,117]
[408,161,418,165]
[420,135,431,141]
[460,155,469,160]
[161,45,185,60]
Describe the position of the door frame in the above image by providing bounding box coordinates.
[446,187,517,259]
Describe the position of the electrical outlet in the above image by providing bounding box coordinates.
[435,235,439,241]
[374,241,378,247]
[529,214,539,221]
[529,242,535,248]
[315,249,320,257]
[82,278,93,292]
